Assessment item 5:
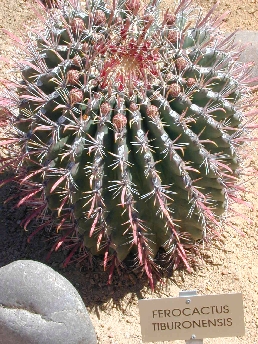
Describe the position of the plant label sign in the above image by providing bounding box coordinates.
[138,293,245,342]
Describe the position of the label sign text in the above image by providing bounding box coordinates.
[138,293,245,342]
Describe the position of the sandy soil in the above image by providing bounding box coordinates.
[0,1,258,343]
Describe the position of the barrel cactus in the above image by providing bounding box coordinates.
[0,0,256,288]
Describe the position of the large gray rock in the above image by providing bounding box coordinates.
[234,31,258,84]
[0,260,97,344]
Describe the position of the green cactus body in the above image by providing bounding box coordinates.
[0,0,256,287]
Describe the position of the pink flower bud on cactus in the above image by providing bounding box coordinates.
[167,30,178,43]
[72,55,82,67]
[167,83,181,98]
[186,78,196,88]
[146,105,159,119]
[94,10,106,25]
[71,18,85,34]
[129,103,139,112]
[100,102,112,116]
[112,113,127,130]
[165,13,176,26]
[66,70,80,85]
[175,56,188,71]
[125,0,141,14]
[69,88,83,105]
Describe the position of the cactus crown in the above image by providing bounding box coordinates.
[0,0,257,288]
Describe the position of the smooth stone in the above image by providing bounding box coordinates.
[0,260,97,344]
[234,31,258,83]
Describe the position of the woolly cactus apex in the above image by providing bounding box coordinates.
[0,0,257,289]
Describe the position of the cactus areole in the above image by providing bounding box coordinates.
[0,0,257,288]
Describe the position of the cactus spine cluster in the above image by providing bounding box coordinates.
[0,0,257,287]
